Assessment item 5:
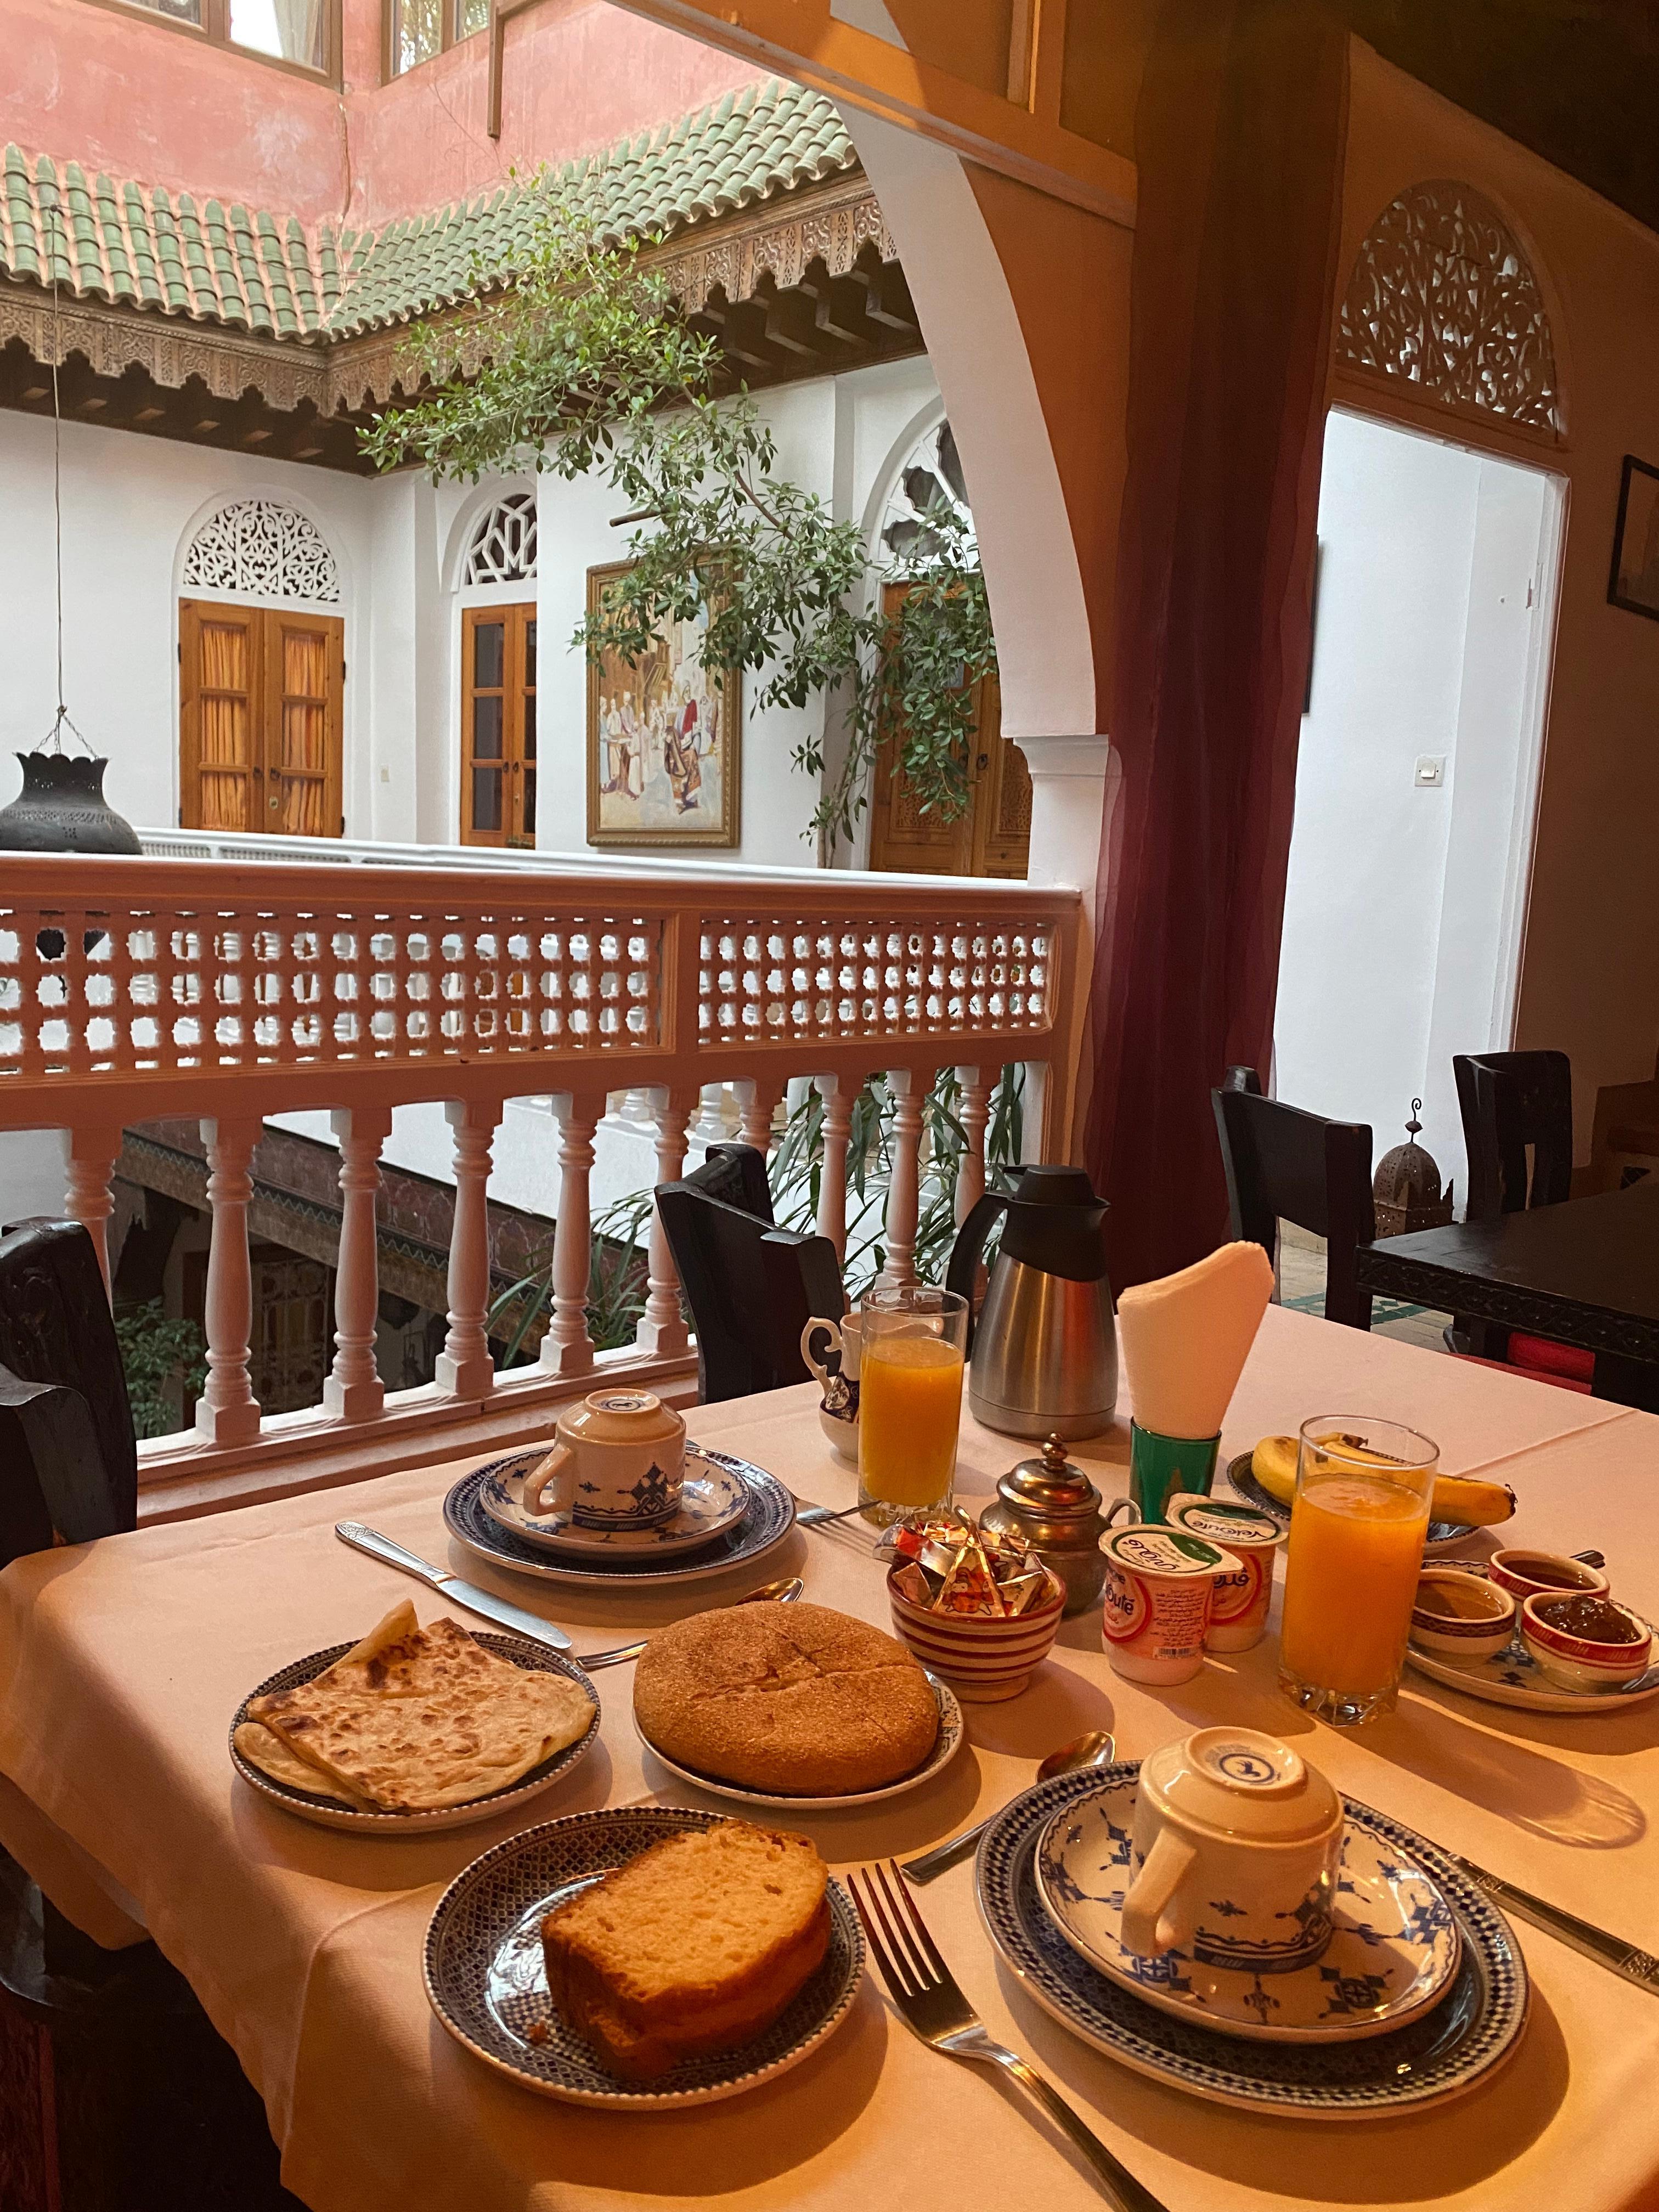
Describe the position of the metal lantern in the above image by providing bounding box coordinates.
[0,752,140,855]
[1372,1099,1455,1237]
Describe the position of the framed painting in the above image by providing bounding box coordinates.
[585,561,742,848]
[1609,455,1659,623]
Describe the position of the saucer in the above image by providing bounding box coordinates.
[479,1448,750,1558]
[1034,1774,1460,2043]
[1406,1625,1659,1714]
[1226,1453,1474,1554]
[445,1453,797,1589]
[978,1765,1528,2119]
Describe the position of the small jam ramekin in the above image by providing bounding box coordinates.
[1410,1570,1516,1660]
[1520,1593,1652,1693]
[1488,1549,1609,1605]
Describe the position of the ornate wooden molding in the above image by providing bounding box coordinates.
[0,281,330,410]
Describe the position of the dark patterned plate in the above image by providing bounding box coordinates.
[977,1764,1528,2118]
[424,1806,865,2105]
[445,1451,796,1588]
[229,1633,600,1836]
[1225,1452,1474,1554]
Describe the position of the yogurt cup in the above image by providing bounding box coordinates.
[1164,1491,1284,1653]
[1100,1524,1240,1685]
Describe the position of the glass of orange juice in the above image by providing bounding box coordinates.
[1279,1416,1438,1726]
[856,1284,969,1526]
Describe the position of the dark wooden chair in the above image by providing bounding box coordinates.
[1454,1050,1575,1218]
[1452,1051,1594,1383]
[655,1144,846,1402]
[0,1218,138,1563]
[0,1221,301,2210]
[1212,1088,1375,1329]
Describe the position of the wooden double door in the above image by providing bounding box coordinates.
[179,600,344,836]
[461,603,538,847]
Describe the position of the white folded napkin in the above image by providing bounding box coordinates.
[1117,1240,1274,1440]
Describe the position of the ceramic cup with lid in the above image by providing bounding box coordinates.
[1164,1491,1285,1652]
[521,1390,687,1530]
[1099,1523,1239,1685]
[1121,1727,1345,1971]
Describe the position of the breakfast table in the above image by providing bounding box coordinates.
[2,1303,1659,2212]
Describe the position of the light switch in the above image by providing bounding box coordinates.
[379,765,391,784]
[1414,755,1446,788]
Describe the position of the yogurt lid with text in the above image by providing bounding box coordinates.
[1101,1525,1238,1578]
[1164,1492,1284,1550]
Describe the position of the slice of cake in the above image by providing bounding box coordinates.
[541,1821,830,2081]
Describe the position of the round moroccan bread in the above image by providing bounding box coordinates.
[634,1601,939,1795]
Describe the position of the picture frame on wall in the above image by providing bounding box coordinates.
[584,561,741,848]
[1608,455,1659,623]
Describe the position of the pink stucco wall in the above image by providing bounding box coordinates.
[2,0,765,228]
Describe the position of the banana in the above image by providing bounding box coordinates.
[1249,1435,1516,1529]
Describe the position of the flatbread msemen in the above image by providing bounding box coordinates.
[245,1601,592,1812]
[233,1721,376,1809]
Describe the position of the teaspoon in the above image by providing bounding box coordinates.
[901,1729,1118,1883]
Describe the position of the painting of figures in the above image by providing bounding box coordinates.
[585,562,741,847]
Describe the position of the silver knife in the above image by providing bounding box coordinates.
[334,1522,572,1651]
[1453,1852,1659,1997]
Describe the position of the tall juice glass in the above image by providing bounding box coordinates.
[1279,1417,1438,1726]
[856,1285,968,1526]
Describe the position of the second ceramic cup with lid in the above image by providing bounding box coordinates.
[1121,1727,1345,1971]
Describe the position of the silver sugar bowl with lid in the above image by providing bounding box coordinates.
[978,1435,1107,1616]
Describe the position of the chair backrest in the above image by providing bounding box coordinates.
[1211,1088,1375,1329]
[1219,1064,1263,1096]
[654,1146,845,1402]
[1453,1050,1573,1218]
[0,1219,138,1562]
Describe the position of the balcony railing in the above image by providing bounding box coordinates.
[0,849,1085,1519]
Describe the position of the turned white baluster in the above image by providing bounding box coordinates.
[636,1087,693,1358]
[64,1121,122,1298]
[195,1115,262,1446]
[324,1105,390,1421]
[736,1077,782,1158]
[879,1068,926,1288]
[955,1064,991,1223]
[814,1075,853,1260]
[690,1082,733,1147]
[436,1098,501,1400]
[540,1093,601,1379]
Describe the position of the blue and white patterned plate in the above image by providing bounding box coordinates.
[977,1765,1529,2118]
[424,1806,865,2106]
[1406,1627,1659,1714]
[445,1452,796,1589]
[635,1674,966,1812]
[478,1447,751,1558]
[229,1632,600,1836]
[1034,1774,1460,2044]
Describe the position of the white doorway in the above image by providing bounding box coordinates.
[1273,407,1564,1199]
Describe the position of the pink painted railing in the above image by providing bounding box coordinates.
[0,852,1085,1516]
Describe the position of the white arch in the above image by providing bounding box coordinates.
[837,109,1096,745]
[440,476,541,597]
[176,492,343,608]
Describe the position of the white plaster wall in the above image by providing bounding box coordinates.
[1274,408,1553,1191]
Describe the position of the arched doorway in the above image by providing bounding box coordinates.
[456,488,539,848]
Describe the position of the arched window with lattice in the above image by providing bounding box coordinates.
[178,499,343,838]
[463,492,538,588]
[1336,181,1561,439]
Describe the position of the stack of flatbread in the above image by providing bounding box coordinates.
[234,1600,593,1813]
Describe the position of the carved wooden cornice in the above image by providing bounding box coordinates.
[1,173,898,424]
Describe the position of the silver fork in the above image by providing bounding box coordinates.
[848,1861,1170,2212]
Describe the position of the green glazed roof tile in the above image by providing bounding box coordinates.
[0,79,857,345]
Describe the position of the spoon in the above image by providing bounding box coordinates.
[901,1729,1118,1884]
[577,1576,805,1673]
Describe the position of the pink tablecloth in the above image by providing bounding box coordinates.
[1,1305,1656,2212]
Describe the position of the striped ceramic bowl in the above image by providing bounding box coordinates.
[887,1566,1066,1702]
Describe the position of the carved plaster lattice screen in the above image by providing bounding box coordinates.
[879,420,975,565]
[463,492,538,587]
[181,499,342,602]
[1336,181,1561,438]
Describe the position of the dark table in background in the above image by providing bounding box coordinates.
[1356,1180,1659,1409]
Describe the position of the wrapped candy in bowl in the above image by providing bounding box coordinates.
[881,1513,1065,1703]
